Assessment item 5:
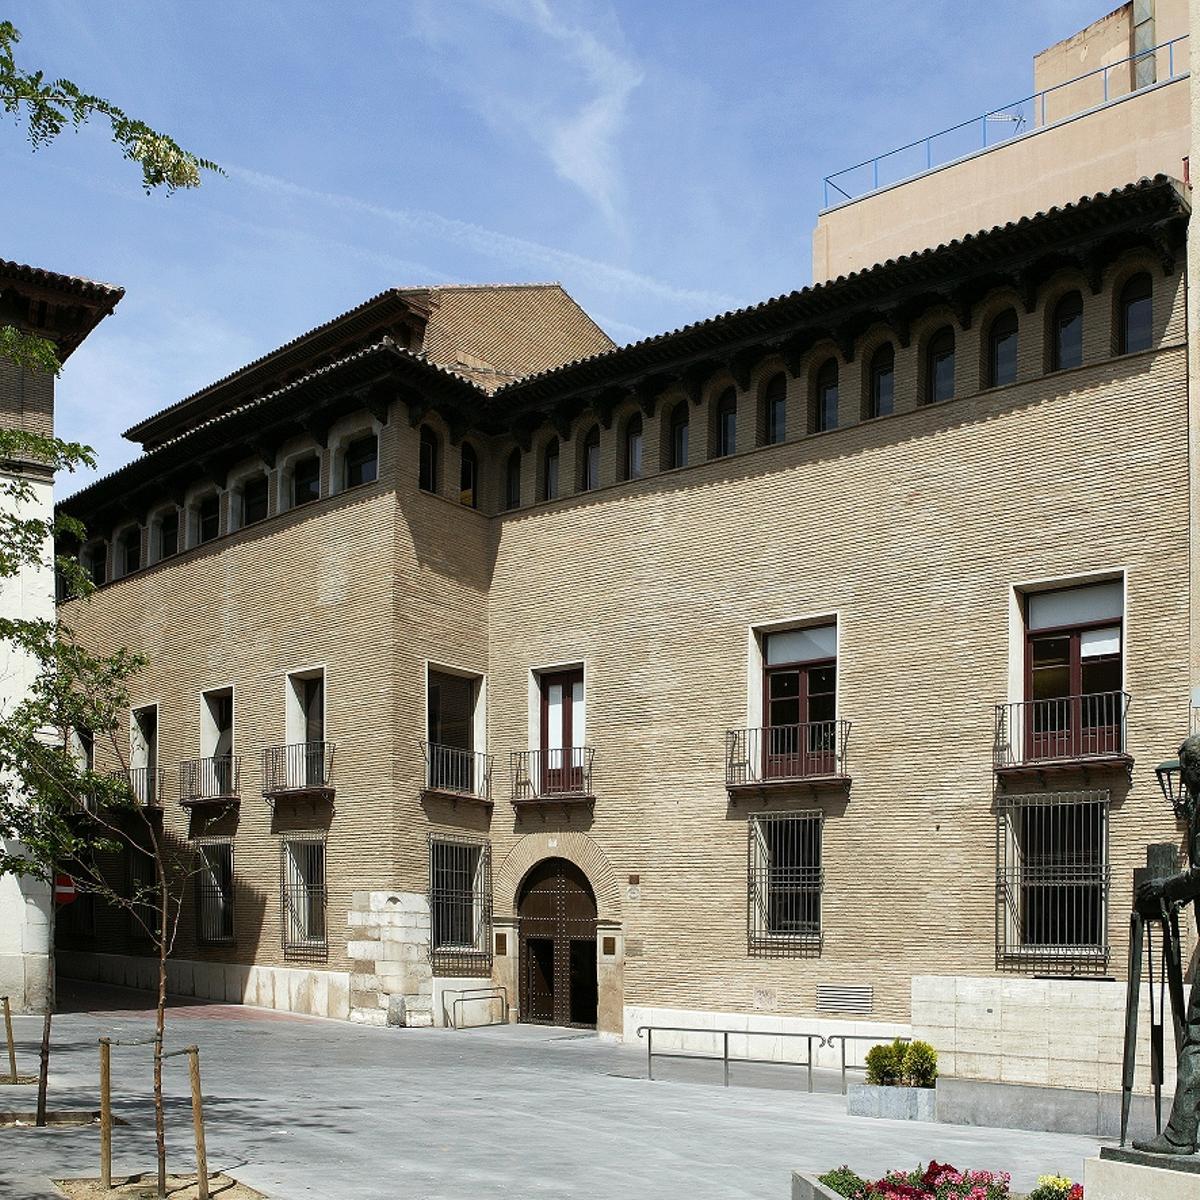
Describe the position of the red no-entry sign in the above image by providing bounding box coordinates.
[54,873,76,905]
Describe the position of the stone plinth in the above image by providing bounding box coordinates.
[1085,1148,1200,1199]
[846,1083,936,1121]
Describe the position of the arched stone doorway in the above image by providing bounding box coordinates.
[517,857,598,1028]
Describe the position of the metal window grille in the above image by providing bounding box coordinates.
[748,811,823,957]
[281,834,327,961]
[429,835,492,976]
[127,846,162,941]
[63,889,96,940]
[996,790,1110,975]
[195,840,235,945]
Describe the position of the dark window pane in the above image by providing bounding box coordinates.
[1052,292,1083,371]
[581,428,600,491]
[764,374,786,444]
[1081,656,1122,695]
[160,512,178,558]
[243,476,268,525]
[1120,273,1152,354]
[419,426,439,493]
[670,405,688,468]
[199,495,219,543]
[815,361,838,432]
[870,346,894,417]
[625,416,643,480]
[292,458,320,507]
[714,389,736,456]
[927,328,955,403]
[87,546,107,586]
[121,532,140,574]
[989,310,1018,387]
[543,440,559,501]
[505,450,521,510]
[346,436,378,489]
[459,445,478,508]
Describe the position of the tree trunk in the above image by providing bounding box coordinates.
[35,1006,50,1126]
[153,832,168,1199]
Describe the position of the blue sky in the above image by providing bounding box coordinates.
[2,0,1106,491]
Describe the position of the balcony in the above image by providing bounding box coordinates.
[511,747,594,809]
[993,692,1132,779]
[421,742,493,806]
[262,741,336,800]
[107,767,165,808]
[178,755,241,809]
[725,721,851,797]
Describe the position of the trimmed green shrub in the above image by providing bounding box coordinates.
[864,1038,906,1086]
[903,1039,938,1089]
[816,1165,867,1198]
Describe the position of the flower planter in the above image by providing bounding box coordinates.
[846,1082,936,1122]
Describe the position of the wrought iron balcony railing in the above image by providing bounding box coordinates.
[107,766,165,808]
[179,755,241,807]
[511,747,594,805]
[993,691,1131,772]
[421,742,492,803]
[262,741,336,797]
[726,721,851,789]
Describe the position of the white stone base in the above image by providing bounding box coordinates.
[622,1003,909,1069]
[1084,1155,1200,1199]
[434,977,504,1028]
[347,890,433,1026]
[58,950,350,1020]
[0,860,52,1012]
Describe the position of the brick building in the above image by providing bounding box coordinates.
[49,1,1200,1110]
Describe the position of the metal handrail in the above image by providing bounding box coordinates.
[511,746,595,801]
[107,767,164,808]
[444,985,509,1030]
[421,741,493,801]
[823,34,1189,207]
[993,690,1131,769]
[725,720,850,786]
[179,755,241,803]
[261,740,335,794]
[636,1024,910,1093]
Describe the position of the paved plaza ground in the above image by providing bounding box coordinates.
[2,982,1103,1200]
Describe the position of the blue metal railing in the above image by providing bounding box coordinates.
[823,35,1189,208]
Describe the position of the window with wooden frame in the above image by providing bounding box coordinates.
[761,626,838,780]
[158,509,179,559]
[418,425,440,493]
[987,308,1018,388]
[713,387,737,457]
[542,438,560,501]
[241,475,269,526]
[1024,581,1124,761]
[623,414,644,481]
[197,494,220,544]
[1050,291,1083,371]
[667,401,689,469]
[813,359,838,432]
[762,372,786,445]
[345,434,379,489]
[195,839,235,945]
[867,344,894,418]
[429,834,492,976]
[291,457,320,508]
[1118,272,1152,355]
[281,833,327,960]
[925,326,955,403]
[996,790,1110,974]
[459,443,479,508]
[540,668,586,794]
[579,426,601,492]
[748,811,823,957]
[118,527,141,576]
[504,448,522,510]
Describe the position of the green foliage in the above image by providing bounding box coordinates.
[903,1039,939,1089]
[0,20,222,193]
[865,1038,906,1086]
[1027,1176,1082,1200]
[864,1039,939,1088]
[0,325,60,376]
[816,1165,866,1198]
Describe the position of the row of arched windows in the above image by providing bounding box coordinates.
[422,270,1158,513]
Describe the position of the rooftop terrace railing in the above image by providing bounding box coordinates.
[822,35,1189,209]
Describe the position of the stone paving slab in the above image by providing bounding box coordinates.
[1,981,1105,1200]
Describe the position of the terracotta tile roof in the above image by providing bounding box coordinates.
[0,257,124,361]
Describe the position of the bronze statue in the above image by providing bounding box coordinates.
[1133,734,1200,1155]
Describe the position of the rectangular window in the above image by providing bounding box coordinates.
[198,495,219,544]
[292,457,321,508]
[130,705,159,806]
[243,476,269,525]
[127,845,162,941]
[160,511,179,559]
[281,835,326,959]
[429,835,492,975]
[427,669,479,794]
[345,435,378,489]
[199,688,236,797]
[997,790,1109,973]
[539,668,586,793]
[120,530,141,575]
[195,840,235,944]
[748,811,822,956]
[761,625,838,779]
[1132,0,1156,89]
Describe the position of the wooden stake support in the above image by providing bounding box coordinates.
[186,1045,209,1200]
[2,996,16,1082]
[99,1038,112,1190]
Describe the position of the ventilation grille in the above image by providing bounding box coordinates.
[817,984,873,1014]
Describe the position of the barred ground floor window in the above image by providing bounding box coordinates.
[996,789,1110,974]
[126,844,162,942]
[429,835,492,976]
[195,839,235,945]
[748,810,823,957]
[281,833,327,961]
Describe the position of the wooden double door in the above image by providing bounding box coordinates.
[518,858,598,1029]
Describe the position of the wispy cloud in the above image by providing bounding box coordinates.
[411,0,643,230]
[228,164,737,312]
